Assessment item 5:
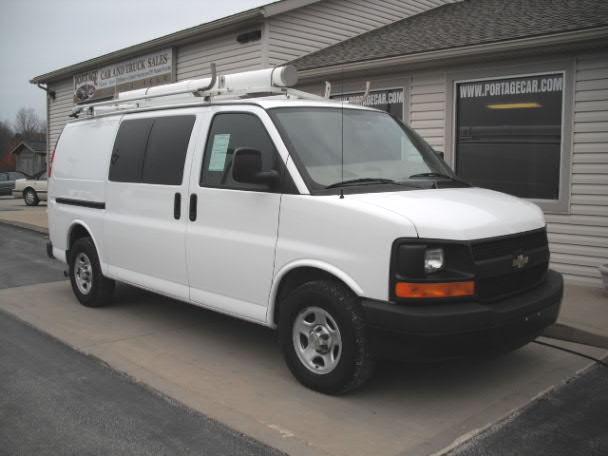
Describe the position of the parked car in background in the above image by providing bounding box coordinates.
[13,171,48,206]
[0,171,27,195]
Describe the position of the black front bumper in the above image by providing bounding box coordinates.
[361,269,563,360]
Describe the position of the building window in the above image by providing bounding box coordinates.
[455,73,564,200]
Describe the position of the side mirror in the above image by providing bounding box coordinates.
[232,148,280,187]
[435,150,445,160]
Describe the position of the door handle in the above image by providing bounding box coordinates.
[174,192,181,219]
[189,194,197,221]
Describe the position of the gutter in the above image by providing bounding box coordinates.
[296,26,608,81]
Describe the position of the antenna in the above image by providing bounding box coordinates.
[339,61,345,199]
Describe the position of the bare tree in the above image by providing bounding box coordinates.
[14,108,43,140]
[0,120,16,171]
[0,120,13,150]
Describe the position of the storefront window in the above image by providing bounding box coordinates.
[455,73,564,200]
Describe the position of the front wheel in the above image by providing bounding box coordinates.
[278,280,374,394]
[69,237,115,307]
[24,188,39,206]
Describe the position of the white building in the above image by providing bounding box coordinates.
[31,0,608,287]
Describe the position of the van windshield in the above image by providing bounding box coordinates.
[269,107,457,192]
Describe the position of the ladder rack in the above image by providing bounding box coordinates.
[70,64,326,118]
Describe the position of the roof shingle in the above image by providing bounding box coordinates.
[292,0,608,70]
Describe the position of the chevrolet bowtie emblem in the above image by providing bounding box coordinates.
[512,253,529,269]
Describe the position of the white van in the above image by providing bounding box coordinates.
[47,66,563,394]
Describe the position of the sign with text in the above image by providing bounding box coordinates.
[331,88,404,120]
[73,48,174,103]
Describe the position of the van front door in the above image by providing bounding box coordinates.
[104,113,198,300]
[186,109,289,323]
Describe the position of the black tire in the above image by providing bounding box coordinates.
[278,280,374,395]
[69,237,115,307]
[24,188,39,206]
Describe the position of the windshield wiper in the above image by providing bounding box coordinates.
[325,178,396,189]
[408,172,470,186]
[325,177,424,190]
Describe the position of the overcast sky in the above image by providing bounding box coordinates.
[0,0,270,125]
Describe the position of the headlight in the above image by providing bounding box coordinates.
[424,248,444,274]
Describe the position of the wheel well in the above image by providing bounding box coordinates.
[273,267,350,325]
[68,224,91,250]
[23,187,35,194]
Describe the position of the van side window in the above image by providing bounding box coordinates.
[109,119,153,183]
[200,113,286,191]
[110,116,195,185]
[142,116,195,185]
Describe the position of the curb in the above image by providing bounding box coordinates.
[543,322,608,349]
[0,219,49,235]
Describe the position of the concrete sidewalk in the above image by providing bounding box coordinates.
[545,284,608,348]
[0,195,606,348]
[0,196,48,234]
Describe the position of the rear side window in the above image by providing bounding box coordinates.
[142,116,195,185]
[110,115,195,185]
[109,118,153,182]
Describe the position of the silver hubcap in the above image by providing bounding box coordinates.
[292,306,342,375]
[74,253,93,295]
[25,191,35,204]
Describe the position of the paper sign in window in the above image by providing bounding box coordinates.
[208,134,231,171]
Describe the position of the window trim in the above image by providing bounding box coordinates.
[446,61,574,214]
[199,111,297,194]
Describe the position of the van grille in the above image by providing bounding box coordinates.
[472,229,548,262]
[472,228,549,302]
[477,262,548,301]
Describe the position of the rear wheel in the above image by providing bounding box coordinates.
[24,188,39,206]
[69,237,115,307]
[278,280,374,394]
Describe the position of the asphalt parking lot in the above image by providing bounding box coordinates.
[0,223,283,455]
[1,222,607,456]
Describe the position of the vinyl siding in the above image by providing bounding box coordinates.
[267,0,459,66]
[176,31,264,81]
[408,72,447,151]
[47,78,74,152]
[545,51,608,287]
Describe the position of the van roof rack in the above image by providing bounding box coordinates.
[70,64,327,118]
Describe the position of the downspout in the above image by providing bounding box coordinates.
[35,82,56,100]
[32,82,55,172]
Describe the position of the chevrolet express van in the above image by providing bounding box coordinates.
[47,66,563,394]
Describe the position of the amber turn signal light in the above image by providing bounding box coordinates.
[395,281,475,298]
